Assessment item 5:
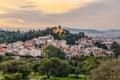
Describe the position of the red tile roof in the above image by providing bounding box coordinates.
[0,47,6,51]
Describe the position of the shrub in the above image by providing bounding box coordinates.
[4,73,22,80]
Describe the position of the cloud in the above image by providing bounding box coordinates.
[0,10,8,14]
[0,17,54,30]
[0,0,27,15]
[29,0,98,14]
[0,18,25,27]
[0,0,119,30]
[0,0,100,14]
[0,0,100,29]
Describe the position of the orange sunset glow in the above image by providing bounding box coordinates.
[0,0,120,30]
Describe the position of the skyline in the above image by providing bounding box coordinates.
[0,0,120,30]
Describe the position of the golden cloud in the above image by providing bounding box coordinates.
[0,0,27,14]
[31,0,99,14]
[0,18,25,29]
[0,0,100,14]
[0,0,101,30]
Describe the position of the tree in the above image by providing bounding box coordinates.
[81,57,104,80]
[110,41,120,59]
[94,41,108,50]
[65,34,76,45]
[32,60,41,73]
[1,56,13,62]
[70,56,89,78]
[43,45,66,59]
[50,58,71,77]
[4,73,22,80]
[38,58,71,79]
[91,59,120,80]
[39,58,53,79]
[0,60,31,79]
[74,67,81,78]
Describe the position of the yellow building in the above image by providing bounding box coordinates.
[53,26,66,34]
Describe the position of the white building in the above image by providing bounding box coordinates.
[19,49,42,57]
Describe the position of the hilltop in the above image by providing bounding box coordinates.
[0,26,84,45]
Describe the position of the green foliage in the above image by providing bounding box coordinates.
[0,29,43,43]
[43,45,66,59]
[91,59,120,80]
[0,60,31,79]
[80,57,106,76]
[64,33,83,45]
[82,57,100,74]
[110,41,120,59]
[70,56,106,79]
[1,56,13,62]
[0,56,110,80]
[94,41,108,50]
[32,61,41,72]
[71,56,88,62]
[69,56,88,78]
[74,67,81,78]
[50,58,71,77]
[39,58,53,79]
[38,58,71,79]
[4,73,22,80]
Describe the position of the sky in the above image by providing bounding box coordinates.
[0,0,120,30]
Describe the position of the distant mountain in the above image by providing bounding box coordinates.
[0,28,3,31]
[63,27,120,35]
[64,27,120,38]
[63,27,104,34]
[105,29,120,33]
